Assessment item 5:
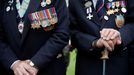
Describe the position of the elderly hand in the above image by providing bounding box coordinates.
[11,60,38,75]
[100,28,122,45]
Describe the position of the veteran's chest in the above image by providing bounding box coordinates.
[82,0,127,28]
[3,0,58,32]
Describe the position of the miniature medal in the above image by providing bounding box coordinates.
[121,7,127,13]
[121,1,127,13]
[115,14,125,28]
[85,1,92,8]
[46,0,51,5]
[6,0,14,12]
[6,6,11,12]
[104,15,109,20]
[18,21,24,33]
[41,0,46,7]
[87,13,93,20]
[41,20,49,27]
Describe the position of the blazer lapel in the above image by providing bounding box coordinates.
[20,0,41,45]
[3,6,21,46]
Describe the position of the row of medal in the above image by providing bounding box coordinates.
[28,7,58,31]
[106,1,127,28]
[106,1,127,16]
[84,0,126,28]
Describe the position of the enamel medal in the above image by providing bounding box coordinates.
[115,14,125,28]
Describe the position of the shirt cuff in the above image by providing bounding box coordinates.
[10,60,20,69]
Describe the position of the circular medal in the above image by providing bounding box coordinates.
[18,21,24,33]
[121,7,127,13]
[104,15,109,20]
[42,20,49,27]
[108,0,113,2]
[46,0,51,5]
[115,14,125,28]
[85,1,92,8]
[41,1,46,7]
[6,6,10,12]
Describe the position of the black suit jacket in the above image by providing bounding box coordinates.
[0,0,69,75]
[69,0,134,75]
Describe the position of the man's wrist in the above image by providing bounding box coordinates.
[10,60,20,70]
[92,39,98,48]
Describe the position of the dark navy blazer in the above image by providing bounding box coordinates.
[69,0,134,75]
[0,0,69,75]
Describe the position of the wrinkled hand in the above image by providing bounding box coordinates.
[96,38,114,51]
[100,28,122,45]
[11,60,38,75]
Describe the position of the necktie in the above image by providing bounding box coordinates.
[96,0,106,20]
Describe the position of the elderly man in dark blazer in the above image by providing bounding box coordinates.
[69,0,134,75]
[0,0,69,75]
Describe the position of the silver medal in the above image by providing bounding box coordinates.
[87,13,93,20]
[6,6,11,12]
[85,1,92,8]
[104,15,109,20]
[121,7,127,13]
[41,1,46,7]
[18,21,24,33]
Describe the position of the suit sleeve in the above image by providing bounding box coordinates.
[31,0,70,69]
[69,0,101,53]
[119,0,134,46]
[0,9,18,70]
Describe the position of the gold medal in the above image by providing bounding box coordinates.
[31,23,36,29]
[115,14,125,28]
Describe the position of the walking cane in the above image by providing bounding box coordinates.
[101,48,109,75]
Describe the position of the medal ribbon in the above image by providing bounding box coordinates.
[16,0,30,18]
[43,10,48,20]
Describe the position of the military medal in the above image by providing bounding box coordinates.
[18,21,24,33]
[46,0,51,5]
[16,0,30,33]
[121,1,127,13]
[85,1,92,8]
[6,6,11,12]
[115,14,125,28]
[41,0,46,7]
[6,0,14,12]
[112,2,115,9]
[104,15,109,20]
[85,1,93,20]
[41,0,51,7]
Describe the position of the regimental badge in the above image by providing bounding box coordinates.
[28,7,58,31]
[115,14,125,28]
[85,1,93,20]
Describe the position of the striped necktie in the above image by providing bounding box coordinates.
[96,0,106,20]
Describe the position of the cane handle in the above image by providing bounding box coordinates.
[101,48,109,60]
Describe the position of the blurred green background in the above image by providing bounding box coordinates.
[66,50,76,75]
